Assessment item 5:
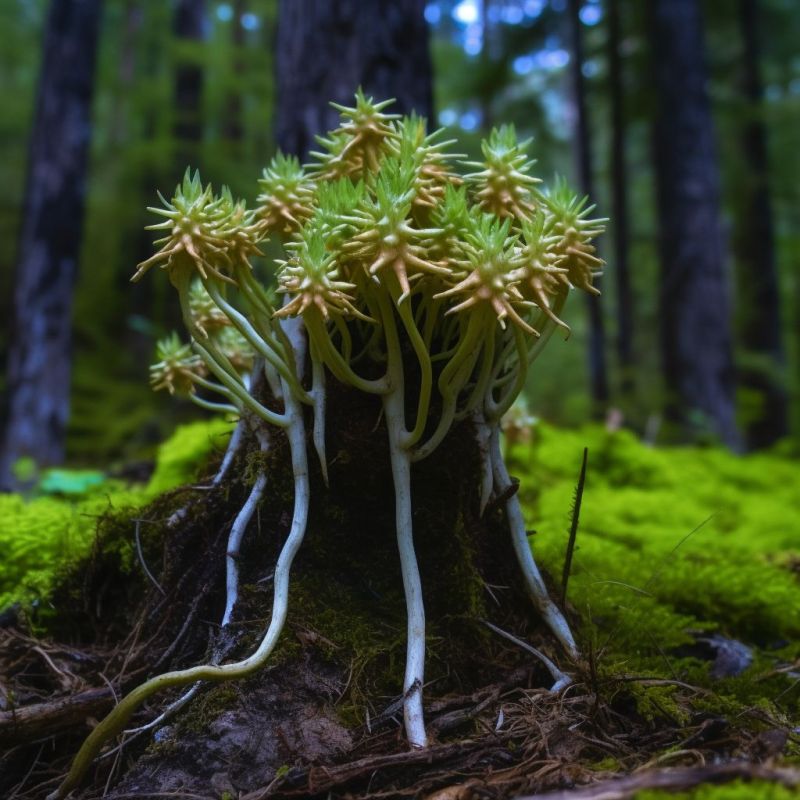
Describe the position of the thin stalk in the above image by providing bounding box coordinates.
[487,325,529,422]
[471,407,494,516]
[202,279,299,393]
[488,425,579,659]
[331,314,354,363]
[213,419,245,486]
[411,310,487,462]
[222,465,269,626]
[176,274,252,387]
[383,353,427,748]
[189,395,239,415]
[311,358,329,485]
[381,280,432,449]
[194,341,287,428]
[305,312,389,395]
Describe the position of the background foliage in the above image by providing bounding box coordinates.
[2,0,798,465]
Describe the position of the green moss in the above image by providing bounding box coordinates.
[0,419,233,609]
[626,682,691,726]
[146,418,235,495]
[177,682,241,735]
[504,422,800,654]
[636,779,799,799]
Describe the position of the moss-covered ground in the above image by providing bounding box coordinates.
[0,417,234,610]
[1,418,798,798]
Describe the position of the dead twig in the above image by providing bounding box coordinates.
[561,447,587,606]
[0,687,115,745]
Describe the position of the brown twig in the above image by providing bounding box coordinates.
[0,687,115,745]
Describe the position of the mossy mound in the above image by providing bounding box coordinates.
[0,417,234,610]
[505,421,799,747]
[639,778,799,799]
[513,422,799,643]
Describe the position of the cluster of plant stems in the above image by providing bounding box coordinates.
[50,91,605,799]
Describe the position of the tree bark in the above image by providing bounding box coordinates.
[275,0,433,158]
[567,0,610,415]
[733,0,787,448]
[0,0,103,489]
[224,0,247,144]
[650,0,740,448]
[607,0,634,397]
[172,0,206,179]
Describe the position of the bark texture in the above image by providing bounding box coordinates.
[0,0,103,488]
[567,0,609,414]
[650,0,739,447]
[733,0,787,448]
[607,0,634,396]
[172,0,206,179]
[275,0,434,158]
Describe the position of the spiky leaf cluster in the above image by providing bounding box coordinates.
[134,170,261,287]
[255,153,315,235]
[140,93,606,405]
[310,89,400,178]
[464,125,541,222]
[545,177,607,296]
[150,333,206,395]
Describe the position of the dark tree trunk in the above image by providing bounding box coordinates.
[733,0,787,448]
[607,0,634,397]
[172,0,206,178]
[0,0,103,489]
[132,0,206,338]
[650,0,740,448]
[223,0,247,143]
[275,0,433,158]
[566,0,610,415]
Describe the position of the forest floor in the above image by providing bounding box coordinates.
[1,419,799,799]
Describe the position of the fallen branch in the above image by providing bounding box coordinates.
[0,687,115,745]
[244,738,512,798]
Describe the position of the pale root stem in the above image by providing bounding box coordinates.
[488,425,579,660]
[471,408,494,516]
[212,419,245,487]
[387,419,427,748]
[482,620,572,692]
[383,333,427,749]
[311,359,329,485]
[222,468,269,627]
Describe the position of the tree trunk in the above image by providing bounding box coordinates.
[275,0,433,158]
[223,0,247,143]
[733,0,787,448]
[650,0,740,448]
[172,0,206,179]
[0,0,103,489]
[566,0,610,415]
[607,0,634,397]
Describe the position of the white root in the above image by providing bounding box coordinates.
[482,620,572,692]
[212,419,245,487]
[385,386,427,748]
[472,408,494,516]
[222,466,269,627]
[488,424,579,660]
[311,359,329,485]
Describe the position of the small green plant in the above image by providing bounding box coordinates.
[51,92,604,798]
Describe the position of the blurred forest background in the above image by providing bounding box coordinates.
[1,0,799,483]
